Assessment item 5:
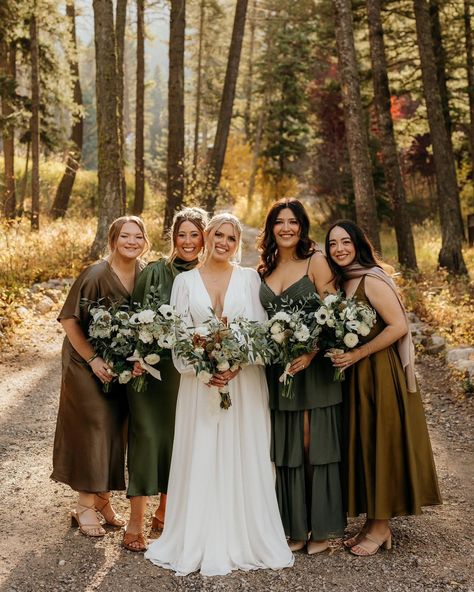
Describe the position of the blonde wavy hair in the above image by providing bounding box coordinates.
[201,213,243,265]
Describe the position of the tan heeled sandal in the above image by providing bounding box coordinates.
[343,524,369,549]
[350,531,392,556]
[71,504,106,537]
[94,494,126,527]
[122,531,148,552]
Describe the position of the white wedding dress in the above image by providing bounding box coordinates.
[145,266,294,576]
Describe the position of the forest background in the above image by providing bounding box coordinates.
[0,0,473,356]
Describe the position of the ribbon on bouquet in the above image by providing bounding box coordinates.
[126,353,162,381]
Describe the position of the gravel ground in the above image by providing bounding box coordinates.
[0,254,473,591]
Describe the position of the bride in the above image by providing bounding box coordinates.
[145,213,294,576]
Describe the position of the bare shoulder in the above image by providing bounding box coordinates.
[309,251,330,272]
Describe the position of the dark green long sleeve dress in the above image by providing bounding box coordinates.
[126,257,197,497]
[260,274,346,542]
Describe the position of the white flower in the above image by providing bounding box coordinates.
[137,309,156,324]
[346,320,361,332]
[138,329,154,343]
[158,334,176,348]
[326,317,335,328]
[343,333,359,348]
[118,370,132,384]
[271,311,291,323]
[294,324,310,342]
[158,304,175,319]
[195,326,210,337]
[129,313,141,325]
[272,331,286,344]
[198,370,213,384]
[217,360,230,372]
[270,322,283,335]
[358,322,371,336]
[344,307,357,321]
[323,294,338,306]
[91,308,111,323]
[119,328,133,337]
[115,310,130,322]
[195,347,205,355]
[144,353,161,365]
[315,307,330,324]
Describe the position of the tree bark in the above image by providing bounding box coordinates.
[30,12,40,230]
[333,0,381,251]
[51,0,83,219]
[205,0,249,213]
[116,0,127,211]
[133,0,145,215]
[413,0,467,274]
[192,0,205,172]
[19,140,30,216]
[164,0,186,232]
[1,39,16,219]
[464,0,474,163]
[244,0,257,141]
[366,0,417,270]
[90,0,124,259]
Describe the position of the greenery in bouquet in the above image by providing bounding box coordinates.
[312,292,377,381]
[266,296,319,399]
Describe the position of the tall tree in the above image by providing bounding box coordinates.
[205,0,249,212]
[90,0,124,258]
[192,0,205,172]
[464,0,474,163]
[333,0,381,251]
[164,0,186,232]
[0,38,16,218]
[366,0,417,269]
[243,0,257,141]
[413,0,467,274]
[30,9,40,230]
[51,0,83,219]
[133,0,145,214]
[116,0,127,211]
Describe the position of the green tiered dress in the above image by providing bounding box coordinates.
[344,278,441,518]
[126,257,197,496]
[260,275,346,542]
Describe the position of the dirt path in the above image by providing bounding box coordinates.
[1,250,473,591]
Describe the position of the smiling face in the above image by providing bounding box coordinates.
[272,207,301,250]
[206,222,239,262]
[112,221,146,261]
[328,225,356,268]
[174,219,204,262]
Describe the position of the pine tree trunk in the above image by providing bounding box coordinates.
[30,13,40,230]
[1,40,16,219]
[413,0,467,274]
[192,0,205,172]
[206,0,249,213]
[19,140,30,216]
[90,0,124,259]
[164,0,186,232]
[366,0,417,270]
[333,0,381,252]
[133,0,145,215]
[464,0,474,163]
[51,0,83,219]
[244,0,257,141]
[116,0,128,211]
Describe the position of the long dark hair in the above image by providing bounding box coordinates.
[257,198,315,278]
[325,219,382,288]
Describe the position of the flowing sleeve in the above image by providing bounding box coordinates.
[245,268,267,323]
[170,272,195,375]
[57,265,100,328]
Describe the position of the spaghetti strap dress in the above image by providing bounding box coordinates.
[343,277,441,518]
[260,271,346,542]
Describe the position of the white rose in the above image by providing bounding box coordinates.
[271,311,291,323]
[272,331,286,344]
[343,333,359,348]
[118,370,132,384]
[138,329,154,343]
[198,370,213,384]
[270,322,283,335]
[294,325,310,342]
[358,322,371,336]
[217,360,230,372]
[137,309,156,324]
[158,304,174,319]
[315,307,330,325]
[144,353,161,365]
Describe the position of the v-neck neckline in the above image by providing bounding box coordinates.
[263,274,310,298]
[197,266,236,315]
[105,259,137,297]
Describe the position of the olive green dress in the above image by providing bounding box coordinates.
[260,274,346,542]
[344,278,441,518]
[51,260,139,492]
[126,257,197,497]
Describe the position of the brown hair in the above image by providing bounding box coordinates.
[108,216,150,255]
[168,207,209,263]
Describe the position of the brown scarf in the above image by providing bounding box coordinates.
[344,263,417,393]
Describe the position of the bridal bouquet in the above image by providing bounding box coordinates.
[312,292,377,381]
[266,296,319,399]
[174,312,268,410]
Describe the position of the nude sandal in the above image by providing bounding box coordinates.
[94,494,126,527]
[350,531,392,556]
[71,504,106,537]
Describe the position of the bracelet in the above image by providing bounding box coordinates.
[86,353,98,365]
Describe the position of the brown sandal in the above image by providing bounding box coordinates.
[94,494,126,527]
[122,531,148,552]
[71,504,106,537]
[151,514,165,532]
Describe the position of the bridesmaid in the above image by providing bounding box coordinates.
[124,207,208,552]
[326,219,441,556]
[258,198,346,554]
[51,216,149,537]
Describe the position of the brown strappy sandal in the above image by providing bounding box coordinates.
[151,514,165,532]
[122,531,148,552]
[94,494,126,527]
[71,504,106,537]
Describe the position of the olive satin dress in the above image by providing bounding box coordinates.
[51,260,140,492]
[260,274,346,542]
[344,278,441,518]
[126,257,196,497]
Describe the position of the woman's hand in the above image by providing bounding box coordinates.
[331,349,364,372]
[132,360,145,377]
[209,367,241,388]
[90,357,114,383]
[289,351,317,376]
